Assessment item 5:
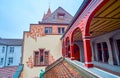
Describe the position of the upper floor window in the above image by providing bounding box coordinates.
[45,27,52,34]
[8,57,13,65]
[34,49,49,66]
[57,13,65,20]
[58,27,65,34]
[10,47,14,53]
[0,58,4,65]
[2,47,5,53]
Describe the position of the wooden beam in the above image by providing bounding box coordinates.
[93,17,120,21]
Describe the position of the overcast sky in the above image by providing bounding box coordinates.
[0,0,83,39]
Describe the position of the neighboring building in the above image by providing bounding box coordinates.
[21,7,73,78]
[0,39,23,68]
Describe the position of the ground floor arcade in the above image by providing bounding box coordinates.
[62,0,120,68]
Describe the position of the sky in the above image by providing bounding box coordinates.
[0,0,83,39]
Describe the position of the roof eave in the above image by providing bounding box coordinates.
[61,0,90,39]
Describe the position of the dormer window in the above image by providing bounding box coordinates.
[57,13,65,19]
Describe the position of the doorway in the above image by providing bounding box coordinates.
[74,44,80,61]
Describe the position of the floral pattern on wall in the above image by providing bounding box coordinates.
[26,48,55,68]
[49,53,55,64]
[27,26,45,41]
[26,56,34,68]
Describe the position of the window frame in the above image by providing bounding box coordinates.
[34,49,49,66]
[45,27,52,34]
[57,13,65,20]
[10,47,14,53]
[8,57,13,65]
[0,58,4,65]
[58,27,65,34]
[2,47,5,53]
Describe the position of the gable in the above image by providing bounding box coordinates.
[41,7,73,24]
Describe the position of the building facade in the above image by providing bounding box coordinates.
[62,0,120,69]
[21,0,120,77]
[0,39,23,68]
[21,7,73,78]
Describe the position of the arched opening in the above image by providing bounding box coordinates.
[71,27,85,62]
[74,44,80,61]
[66,37,70,58]
[89,0,120,66]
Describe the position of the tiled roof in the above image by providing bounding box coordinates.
[44,59,82,78]
[44,57,97,78]
[0,39,23,46]
[40,7,73,24]
[44,57,120,78]
[0,66,18,78]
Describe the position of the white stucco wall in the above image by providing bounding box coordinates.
[0,45,6,67]
[22,33,62,78]
[5,46,22,66]
[0,45,22,68]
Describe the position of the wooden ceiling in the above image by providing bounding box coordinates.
[73,28,82,41]
[74,0,120,41]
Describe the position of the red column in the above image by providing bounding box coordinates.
[65,38,68,57]
[65,46,68,57]
[62,39,64,56]
[83,36,94,68]
[70,39,75,60]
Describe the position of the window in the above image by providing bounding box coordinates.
[2,47,5,53]
[57,13,65,19]
[40,49,44,65]
[102,42,109,63]
[8,57,13,65]
[0,58,4,65]
[44,51,49,65]
[58,27,65,34]
[45,27,52,34]
[10,47,14,53]
[96,42,109,63]
[34,51,39,65]
[116,39,120,63]
[97,43,102,62]
[34,49,49,66]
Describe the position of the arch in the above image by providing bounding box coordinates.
[65,36,70,58]
[85,0,109,36]
[70,27,83,60]
[71,27,82,41]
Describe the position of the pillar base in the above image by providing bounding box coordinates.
[85,63,94,68]
[71,57,75,60]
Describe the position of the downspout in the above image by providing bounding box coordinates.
[4,45,8,67]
